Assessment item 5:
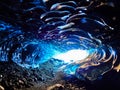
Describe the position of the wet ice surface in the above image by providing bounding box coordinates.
[0,0,120,90]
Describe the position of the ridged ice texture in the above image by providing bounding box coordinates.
[0,0,118,81]
[0,21,60,68]
[39,1,117,81]
[42,26,117,81]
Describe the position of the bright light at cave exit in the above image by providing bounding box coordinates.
[53,49,89,63]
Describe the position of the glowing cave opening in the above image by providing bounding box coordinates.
[53,49,89,63]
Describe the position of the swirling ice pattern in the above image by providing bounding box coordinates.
[0,0,118,81]
[42,26,117,81]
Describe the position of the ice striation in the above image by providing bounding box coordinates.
[0,0,118,81]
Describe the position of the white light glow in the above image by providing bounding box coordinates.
[53,49,89,63]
